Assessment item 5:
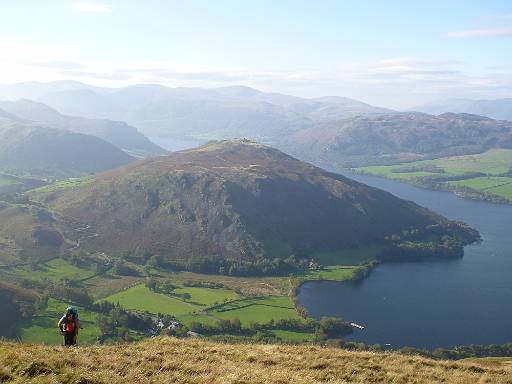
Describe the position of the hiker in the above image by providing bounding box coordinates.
[58,306,79,347]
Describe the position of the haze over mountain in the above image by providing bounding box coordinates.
[0,81,392,147]
[3,81,510,173]
[35,140,476,263]
[0,99,166,157]
[282,112,512,168]
[412,98,512,122]
[0,115,135,178]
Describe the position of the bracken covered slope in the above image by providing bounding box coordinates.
[284,112,512,167]
[0,337,511,383]
[41,140,476,262]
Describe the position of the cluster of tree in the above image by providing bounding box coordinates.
[351,261,377,281]
[183,280,225,289]
[322,341,512,361]
[18,276,53,291]
[186,316,352,339]
[18,275,97,307]
[97,305,153,343]
[381,239,464,261]
[313,317,354,340]
[111,259,140,277]
[249,317,316,332]
[325,339,384,352]
[48,284,94,307]
[145,278,191,301]
[188,318,242,335]
[60,252,90,269]
[398,344,512,360]
[381,220,480,262]
[143,254,308,277]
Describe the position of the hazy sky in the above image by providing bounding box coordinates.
[1,0,511,108]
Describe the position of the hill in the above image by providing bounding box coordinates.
[0,199,69,265]
[413,98,512,121]
[0,337,510,383]
[0,99,166,157]
[0,118,135,178]
[283,113,512,168]
[37,140,478,263]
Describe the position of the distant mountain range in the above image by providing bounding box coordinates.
[282,112,512,167]
[1,81,510,172]
[0,81,393,146]
[412,98,512,121]
[34,140,477,263]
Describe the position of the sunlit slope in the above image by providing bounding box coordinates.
[38,140,477,262]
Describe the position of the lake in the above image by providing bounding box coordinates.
[298,171,512,349]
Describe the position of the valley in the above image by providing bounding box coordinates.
[0,140,478,347]
[0,246,362,345]
[3,2,512,381]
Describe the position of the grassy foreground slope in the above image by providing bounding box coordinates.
[1,337,511,384]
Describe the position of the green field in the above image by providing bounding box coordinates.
[104,284,198,316]
[298,266,357,281]
[0,175,19,187]
[103,284,298,327]
[28,176,94,194]
[357,149,512,202]
[7,255,359,345]
[209,296,301,325]
[13,258,96,283]
[173,286,240,307]
[18,298,99,345]
[447,176,512,199]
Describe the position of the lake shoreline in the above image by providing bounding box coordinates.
[352,169,512,205]
[298,170,512,349]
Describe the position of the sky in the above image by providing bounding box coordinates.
[0,0,511,109]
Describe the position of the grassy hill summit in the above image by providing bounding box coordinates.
[1,337,511,383]
[37,139,478,264]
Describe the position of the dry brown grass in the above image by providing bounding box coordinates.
[1,337,511,383]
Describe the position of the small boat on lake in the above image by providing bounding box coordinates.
[350,322,365,330]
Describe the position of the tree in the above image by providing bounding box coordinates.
[318,317,352,338]
[314,328,328,343]
[147,255,161,269]
[229,318,242,333]
[145,277,157,291]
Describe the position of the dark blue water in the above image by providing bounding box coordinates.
[298,171,512,349]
